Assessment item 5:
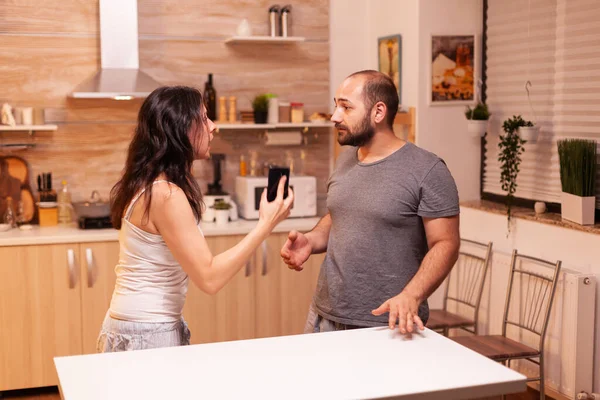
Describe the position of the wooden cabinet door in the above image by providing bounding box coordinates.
[0,244,83,391]
[183,235,256,345]
[79,241,120,354]
[255,232,325,338]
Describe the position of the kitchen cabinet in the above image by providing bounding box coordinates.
[0,244,83,391]
[0,230,324,391]
[183,235,256,345]
[183,232,325,344]
[79,241,120,354]
[255,233,325,338]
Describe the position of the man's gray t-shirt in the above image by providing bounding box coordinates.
[314,142,460,327]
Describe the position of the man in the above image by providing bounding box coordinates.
[280,70,460,334]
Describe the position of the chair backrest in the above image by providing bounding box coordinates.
[502,249,562,352]
[443,239,493,326]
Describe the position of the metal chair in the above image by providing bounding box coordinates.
[452,249,561,400]
[427,239,493,336]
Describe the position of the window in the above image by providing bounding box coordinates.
[483,0,600,208]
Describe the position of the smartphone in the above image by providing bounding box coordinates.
[267,166,290,202]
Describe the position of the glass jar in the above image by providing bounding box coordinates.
[278,102,291,123]
[3,196,16,228]
[290,102,304,123]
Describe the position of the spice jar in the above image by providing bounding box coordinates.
[228,96,237,123]
[218,96,227,122]
[290,102,304,123]
[278,102,291,123]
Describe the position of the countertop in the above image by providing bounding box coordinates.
[54,327,526,400]
[0,217,321,247]
[461,200,600,235]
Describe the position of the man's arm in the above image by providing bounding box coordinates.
[372,214,460,333]
[402,215,460,303]
[305,213,332,254]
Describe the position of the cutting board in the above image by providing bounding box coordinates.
[0,156,36,223]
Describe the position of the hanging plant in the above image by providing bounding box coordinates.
[498,115,528,232]
[465,103,491,137]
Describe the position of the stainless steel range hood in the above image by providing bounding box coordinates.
[70,0,162,100]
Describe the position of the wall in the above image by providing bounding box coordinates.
[329,0,370,170]
[366,0,419,108]
[330,0,419,110]
[329,0,482,202]
[416,0,483,202]
[0,0,331,213]
[329,0,370,108]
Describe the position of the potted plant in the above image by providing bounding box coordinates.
[212,200,232,226]
[465,102,490,137]
[498,115,528,232]
[558,139,597,225]
[517,117,539,143]
[252,94,270,124]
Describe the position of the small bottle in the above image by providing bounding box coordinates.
[218,96,227,122]
[268,5,280,37]
[3,197,16,228]
[16,200,25,225]
[239,155,247,177]
[283,150,294,175]
[280,5,291,37]
[297,150,306,175]
[228,96,237,123]
[204,73,217,120]
[58,180,72,224]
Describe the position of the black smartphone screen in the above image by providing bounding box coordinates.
[267,166,290,202]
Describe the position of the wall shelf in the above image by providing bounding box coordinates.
[0,125,57,132]
[224,36,306,44]
[216,121,333,131]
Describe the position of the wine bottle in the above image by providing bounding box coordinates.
[204,73,217,120]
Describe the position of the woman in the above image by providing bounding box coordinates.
[97,86,293,352]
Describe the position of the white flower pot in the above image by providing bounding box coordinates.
[518,126,540,143]
[561,192,595,225]
[215,209,230,226]
[202,207,215,223]
[467,120,488,137]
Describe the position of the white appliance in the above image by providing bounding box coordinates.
[235,175,317,220]
[202,194,239,223]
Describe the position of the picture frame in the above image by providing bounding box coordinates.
[429,34,477,106]
[377,34,402,104]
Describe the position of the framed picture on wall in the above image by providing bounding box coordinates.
[377,34,402,103]
[430,34,477,105]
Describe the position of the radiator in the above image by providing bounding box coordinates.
[447,251,596,399]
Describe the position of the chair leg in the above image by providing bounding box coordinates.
[443,327,449,337]
[539,354,545,400]
[499,359,512,400]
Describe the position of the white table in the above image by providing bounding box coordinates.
[54,327,526,400]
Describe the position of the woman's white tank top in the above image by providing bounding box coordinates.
[109,180,201,322]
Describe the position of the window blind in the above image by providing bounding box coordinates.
[484,0,600,207]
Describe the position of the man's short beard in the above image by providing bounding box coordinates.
[337,113,375,147]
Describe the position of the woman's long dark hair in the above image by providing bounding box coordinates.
[110,86,205,229]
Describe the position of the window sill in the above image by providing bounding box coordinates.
[460,200,600,236]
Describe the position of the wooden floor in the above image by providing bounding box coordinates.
[1,385,553,400]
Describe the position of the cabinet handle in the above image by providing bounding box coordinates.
[245,252,253,277]
[261,240,268,276]
[85,248,95,287]
[67,249,77,289]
